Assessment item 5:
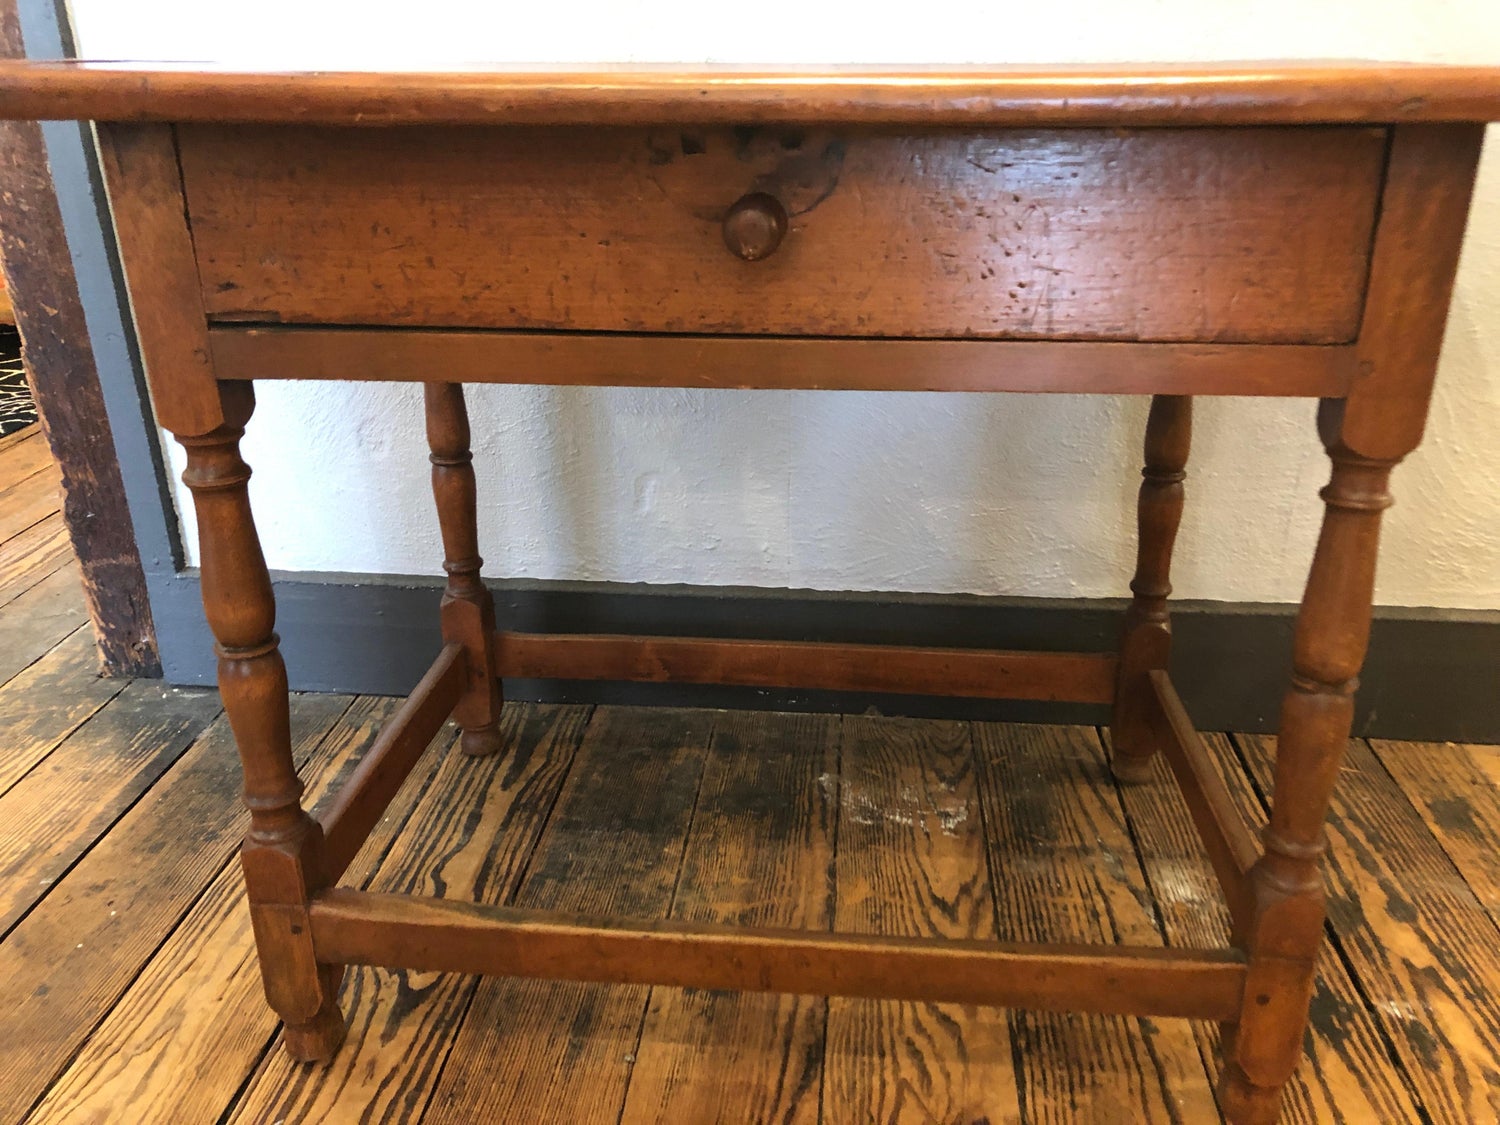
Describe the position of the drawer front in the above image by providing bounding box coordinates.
[177,124,1385,343]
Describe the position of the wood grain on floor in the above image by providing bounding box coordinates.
[3,423,1500,1124]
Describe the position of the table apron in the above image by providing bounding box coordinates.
[207,326,1357,397]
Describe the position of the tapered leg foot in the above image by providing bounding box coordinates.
[1110,751,1157,785]
[278,961,346,1062]
[460,718,504,757]
[1217,1062,1285,1125]
[282,1004,348,1063]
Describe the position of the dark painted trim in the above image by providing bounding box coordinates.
[148,569,1500,743]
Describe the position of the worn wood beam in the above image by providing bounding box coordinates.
[0,2,158,675]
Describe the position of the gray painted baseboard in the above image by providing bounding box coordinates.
[150,569,1500,743]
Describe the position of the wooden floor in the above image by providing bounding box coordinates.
[5,421,1500,1124]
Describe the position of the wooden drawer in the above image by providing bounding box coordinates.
[177,124,1386,343]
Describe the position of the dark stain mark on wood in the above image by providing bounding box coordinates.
[1427,794,1478,834]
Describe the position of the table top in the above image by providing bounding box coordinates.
[0,59,1499,126]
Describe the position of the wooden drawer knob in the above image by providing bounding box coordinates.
[722,192,788,261]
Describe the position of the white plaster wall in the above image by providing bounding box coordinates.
[68,0,1500,608]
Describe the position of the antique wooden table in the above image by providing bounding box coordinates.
[2,61,1498,1123]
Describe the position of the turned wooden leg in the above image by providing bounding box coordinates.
[176,382,346,1062]
[1217,402,1398,1124]
[1112,394,1192,782]
[425,382,504,756]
